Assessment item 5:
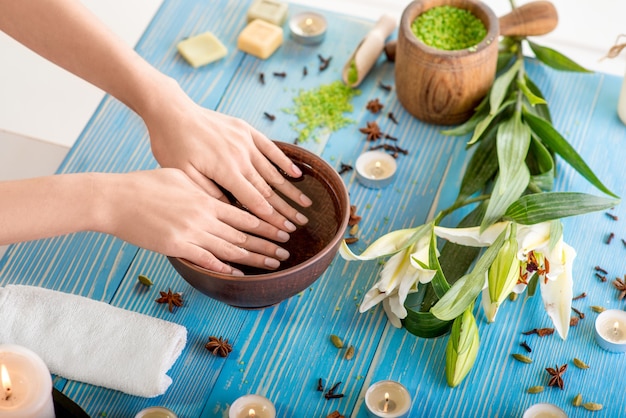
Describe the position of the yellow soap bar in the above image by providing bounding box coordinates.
[237,19,283,60]
[177,32,228,68]
[247,0,289,26]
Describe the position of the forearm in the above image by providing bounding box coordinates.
[0,0,169,116]
[0,174,104,245]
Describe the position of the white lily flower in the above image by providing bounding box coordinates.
[435,221,575,339]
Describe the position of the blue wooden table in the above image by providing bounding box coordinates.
[2,1,626,417]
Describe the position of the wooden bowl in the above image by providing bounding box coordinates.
[168,142,350,309]
[395,0,558,125]
[395,0,500,125]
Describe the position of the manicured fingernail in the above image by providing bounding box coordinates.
[284,220,297,232]
[277,230,290,242]
[296,212,309,225]
[292,164,302,177]
[231,268,244,276]
[276,248,290,260]
[265,257,280,269]
[300,193,313,206]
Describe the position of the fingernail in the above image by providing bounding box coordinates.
[284,220,297,232]
[296,212,309,225]
[300,193,313,206]
[292,164,302,177]
[276,248,290,260]
[231,268,244,276]
[277,230,290,242]
[265,257,280,269]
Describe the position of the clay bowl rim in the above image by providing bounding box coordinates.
[171,141,351,282]
[400,0,500,58]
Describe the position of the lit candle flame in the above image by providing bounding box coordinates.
[1,364,12,401]
[248,408,256,418]
[304,18,313,27]
[383,392,390,413]
[614,321,620,335]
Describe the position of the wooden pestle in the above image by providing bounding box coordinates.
[499,0,558,37]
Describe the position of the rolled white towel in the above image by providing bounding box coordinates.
[0,284,187,398]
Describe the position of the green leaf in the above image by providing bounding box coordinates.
[428,232,450,298]
[431,229,506,321]
[497,52,515,72]
[467,99,515,145]
[523,111,618,197]
[490,59,521,114]
[523,76,551,122]
[441,95,490,136]
[481,164,530,230]
[457,130,498,200]
[496,111,531,197]
[504,192,620,225]
[526,136,555,191]
[445,306,480,387]
[528,41,592,73]
[517,78,547,106]
[403,307,452,338]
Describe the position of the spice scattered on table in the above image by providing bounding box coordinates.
[594,265,608,275]
[155,289,183,313]
[324,381,343,399]
[571,306,585,319]
[366,98,384,113]
[606,232,615,244]
[344,237,359,245]
[520,341,532,353]
[606,212,618,221]
[582,402,603,411]
[317,378,325,392]
[349,205,362,226]
[337,162,353,175]
[330,334,344,348]
[527,385,544,394]
[205,336,233,357]
[411,5,486,51]
[572,357,589,369]
[613,276,626,299]
[595,272,607,282]
[379,82,392,92]
[546,363,567,390]
[318,54,332,71]
[388,112,398,124]
[273,71,287,78]
[591,305,605,313]
[344,345,355,360]
[522,327,554,337]
[512,353,533,364]
[303,66,308,77]
[572,292,587,300]
[263,111,276,121]
[137,274,153,287]
[569,316,580,326]
[259,72,265,85]
[359,121,382,141]
[572,393,583,407]
[326,411,345,418]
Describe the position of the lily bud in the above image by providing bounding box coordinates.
[484,224,519,322]
[445,305,480,387]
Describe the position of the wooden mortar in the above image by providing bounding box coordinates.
[395,0,558,125]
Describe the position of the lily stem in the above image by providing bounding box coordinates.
[436,194,491,224]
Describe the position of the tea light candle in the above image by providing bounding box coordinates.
[134,406,178,418]
[0,344,55,418]
[594,309,626,352]
[364,380,411,418]
[289,12,327,45]
[229,394,276,418]
[522,403,567,418]
[355,151,397,188]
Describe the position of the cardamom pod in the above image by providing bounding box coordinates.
[527,385,543,394]
[512,353,533,364]
[345,345,355,360]
[583,402,603,411]
[137,274,153,287]
[349,224,359,236]
[572,393,583,407]
[330,334,344,349]
[573,358,589,369]
[591,305,605,313]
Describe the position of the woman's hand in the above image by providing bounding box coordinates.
[96,169,292,274]
[141,79,312,236]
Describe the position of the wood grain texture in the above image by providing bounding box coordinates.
[2,1,626,417]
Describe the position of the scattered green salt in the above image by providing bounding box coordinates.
[411,6,486,51]
[283,81,360,143]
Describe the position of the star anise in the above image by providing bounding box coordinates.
[205,336,233,357]
[155,289,183,313]
[359,121,382,141]
[546,363,567,390]
[613,276,626,299]
[365,98,384,114]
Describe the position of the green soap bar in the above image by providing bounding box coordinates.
[177,32,227,68]
[247,0,288,26]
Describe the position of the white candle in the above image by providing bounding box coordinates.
[289,12,327,45]
[355,151,397,189]
[522,403,567,418]
[228,394,276,418]
[364,380,411,418]
[594,309,626,352]
[0,344,55,418]
[134,406,178,418]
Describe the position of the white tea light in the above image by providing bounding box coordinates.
[355,150,397,188]
[522,403,567,418]
[289,12,327,45]
[229,394,276,418]
[594,309,626,352]
[134,406,178,418]
[0,344,55,418]
[364,380,411,418]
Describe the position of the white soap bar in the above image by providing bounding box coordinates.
[237,19,283,60]
[177,31,228,68]
[247,0,289,26]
